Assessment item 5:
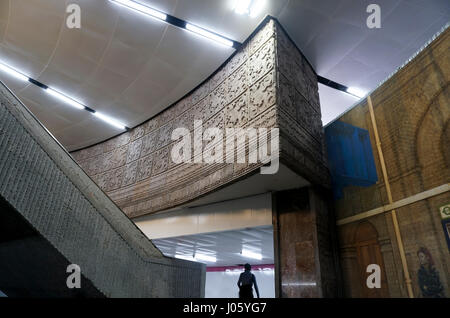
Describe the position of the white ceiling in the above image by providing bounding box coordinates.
[0,0,448,150]
[153,225,274,267]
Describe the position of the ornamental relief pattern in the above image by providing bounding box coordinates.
[249,19,274,56]
[141,130,158,157]
[191,81,210,105]
[229,62,248,103]
[225,91,249,128]
[249,37,275,84]
[127,138,142,163]
[249,70,276,118]
[137,154,154,181]
[71,18,325,217]
[209,79,228,120]
[228,43,248,77]
[155,121,173,150]
[123,161,138,186]
[152,146,169,176]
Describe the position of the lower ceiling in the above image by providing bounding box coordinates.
[0,0,448,150]
[153,225,274,267]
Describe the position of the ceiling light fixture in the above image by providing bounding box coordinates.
[249,0,266,18]
[93,111,127,130]
[194,253,217,263]
[46,88,86,110]
[233,0,266,18]
[185,23,234,47]
[346,87,366,99]
[0,62,29,82]
[241,249,262,260]
[174,254,195,261]
[110,0,167,21]
[1,59,129,131]
[234,0,252,15]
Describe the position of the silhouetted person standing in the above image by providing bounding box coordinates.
[237,263,260,299]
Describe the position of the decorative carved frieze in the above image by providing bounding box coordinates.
[229,62,248,103]
[137,153,154,181]
[71,18,328,217]
[225,91,249,128]
[249,38,275,84]
[249,70,276,118]
[141,130,158,157]
[127,138,142,163]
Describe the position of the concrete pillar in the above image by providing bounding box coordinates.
[272,187,341,297]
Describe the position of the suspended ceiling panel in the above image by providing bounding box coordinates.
[0,0,448,150]
[153,226,274,267]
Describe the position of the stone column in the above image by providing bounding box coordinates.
[272,187,340,297]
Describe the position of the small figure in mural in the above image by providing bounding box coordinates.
[237,263,260,299]
[417,247,445,298]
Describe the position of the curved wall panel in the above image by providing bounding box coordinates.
[71,18,329,218]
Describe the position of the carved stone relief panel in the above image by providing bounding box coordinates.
[225,91,249,128]
[229,62,248,103]
[104,132,130,153]
[144,117,159,135]
[152,146,169,176]
[210,65,228,92]
[107,166,125,191]
[155,121,173,150]
[141,130,158,157]
[174,95,192,117]
[249,19,274,56]
[249,70,276,118]
[137,154,154,181]
[130,125,145,142]
[228,43,248,77]
[279,73,296,119]
[192,80,210,105]
[249,37,275,85]
[127,138,142,163]
[122,161,138,186]
[193,94,211,122]
[208,79,228,120]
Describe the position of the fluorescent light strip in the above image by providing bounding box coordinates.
[110,0,237,48]
[241,250,262,260]
[110,0,167,20]
[175,255,195,261]
[46,88,85,110]
[0,62,29,82]
[94,111,127,130]
[185,23,234,47]
[0,59,128,130]
[346,87,366,99]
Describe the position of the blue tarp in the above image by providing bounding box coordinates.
[325,121,378,199]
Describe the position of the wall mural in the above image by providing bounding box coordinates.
[439,204,450,251]
[416,247,445,298]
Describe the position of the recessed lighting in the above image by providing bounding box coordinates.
[185,23,234,47]
[110,0,167,21]
[0,62,29,82]
[346,87,366,99]
[46,88,86,110]
[93,111,127,130]
[241,249,262,260]
[194,253,217,263]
